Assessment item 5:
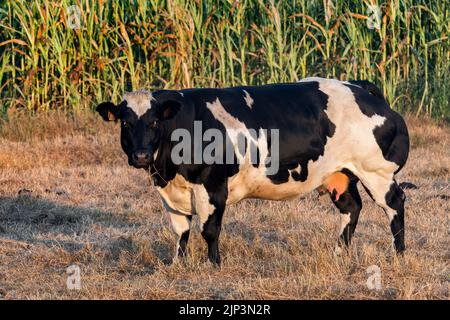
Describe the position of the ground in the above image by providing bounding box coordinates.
[0,112,448,299]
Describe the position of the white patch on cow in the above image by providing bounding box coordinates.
[339,213,351,236]
[123,89,155,118]
[179,92,184,97]
[159,187,192,262]
[156,173,218,226]
[348,170,398,223]
[206,98,258,163]
[206,98,247,131]
[167,210,190,236]
[205,98,269,165]
[298,76,326,83]
[156,171,217,234]
[164,207,191,262]
[386,208,397,221]
[155,172,220,227]
[302,78,402,237]
[243,90,254,108]
[334,245,343,256]
[192,184,216,227]
[302,78,397,187]
[157,174,193,215]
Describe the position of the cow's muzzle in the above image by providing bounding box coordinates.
[131,150,152,168]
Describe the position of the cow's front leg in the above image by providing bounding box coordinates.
[193,182,227,266]
[167,211,192,262]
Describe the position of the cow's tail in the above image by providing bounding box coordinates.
[348,80,384,99]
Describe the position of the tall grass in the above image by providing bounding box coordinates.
[0,0,448,119]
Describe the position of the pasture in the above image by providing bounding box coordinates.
[0,113,448,299]
[0,0,449,300]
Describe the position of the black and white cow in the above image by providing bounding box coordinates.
[96,78,409,265]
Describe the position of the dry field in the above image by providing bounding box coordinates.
[0,112,448,300]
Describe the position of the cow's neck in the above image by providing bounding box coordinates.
[150,138,178,188]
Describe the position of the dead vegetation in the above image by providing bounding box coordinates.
[0,113,448,299]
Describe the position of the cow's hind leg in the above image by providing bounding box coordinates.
[384,182,406,253]
[201,204,225,266]
[330,178,362,249]
[360,173,405,253]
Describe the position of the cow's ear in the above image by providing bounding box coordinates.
[161,100,182,120]
[96,102,120,122]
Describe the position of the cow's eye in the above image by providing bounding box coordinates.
[122,121,131,128]
[150,120,159,129]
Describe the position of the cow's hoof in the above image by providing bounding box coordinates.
[392,238,406,255]
[395,244,406,255]
[333,243,351,257]
[208,258,221,268]
[333,245,343,257]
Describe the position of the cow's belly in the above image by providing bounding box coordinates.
[156,167,324,214]
[156,161,344,213]
[226,165,324,205]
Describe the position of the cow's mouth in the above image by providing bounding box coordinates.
[130,151,152,169]
[130,160,151,169]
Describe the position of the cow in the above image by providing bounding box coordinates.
[96,77,409,266]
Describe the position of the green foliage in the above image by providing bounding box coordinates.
[0,0,448,119]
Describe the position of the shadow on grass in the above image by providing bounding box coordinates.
[0,194,173,266]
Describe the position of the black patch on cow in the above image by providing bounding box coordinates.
[399,182,418,190]
[381,114,410,172]
[259,82,336,184]
[344,83,389,118]
[331,178,362,246]
[290,170,301,181]
[178,215,192,258]
[198,166,228,266]
[348,80,384,99]
[385,182,406,253]
[341,168,359,183]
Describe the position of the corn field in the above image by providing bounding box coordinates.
[0,0,448,118]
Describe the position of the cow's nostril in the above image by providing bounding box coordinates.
[133,152,151,162]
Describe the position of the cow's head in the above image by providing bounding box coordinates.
[96,90,181,169]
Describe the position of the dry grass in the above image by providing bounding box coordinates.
[0,113,448,300]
